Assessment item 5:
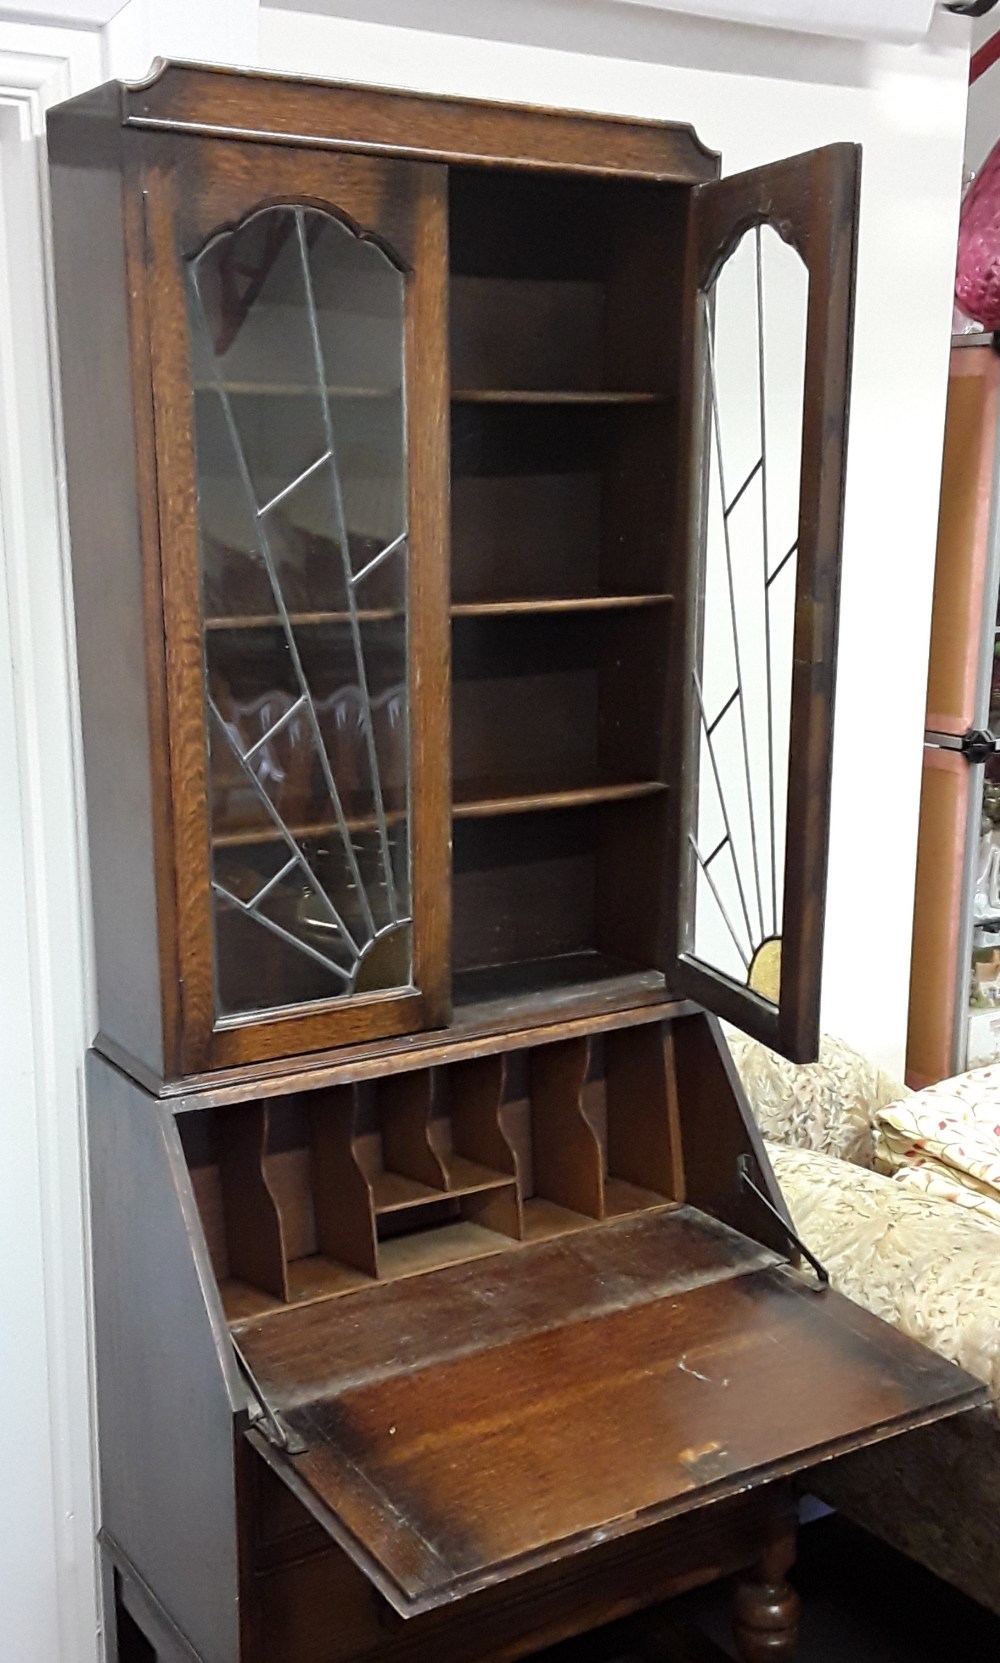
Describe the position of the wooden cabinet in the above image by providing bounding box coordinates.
[50,63,986,1663]
[53,67,852,1085]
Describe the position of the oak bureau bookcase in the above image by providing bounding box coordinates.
[48,61,986,1663]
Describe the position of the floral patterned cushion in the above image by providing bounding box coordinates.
[768,1141,1000,1405]
[726,1031,908,1169]
[874,1066,1000,1226]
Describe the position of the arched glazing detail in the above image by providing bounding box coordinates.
[687,224,808,1005]
[186,204,411,1017]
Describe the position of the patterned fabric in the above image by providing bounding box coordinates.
[728,1033,1000,1409]
[768,1141,1000,1405]
[874,1066,1000,1226]
[726,1031,907,1169]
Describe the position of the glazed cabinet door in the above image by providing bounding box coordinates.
[140,137,450,1072]
[670,145,860,1062]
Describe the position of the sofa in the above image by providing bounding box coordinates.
[727,1033,1000,1615]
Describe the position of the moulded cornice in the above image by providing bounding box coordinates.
[0,0,125,24]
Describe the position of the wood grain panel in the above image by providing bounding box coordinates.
[87,1056,242,1663]
[47,106,174,1082]
[671,1011,791,1256]
[529,1038,603,1220]
[925,343,1000,736]
[121,64,719,184]
[218,1102,288,1300]
[905,746,975,1089]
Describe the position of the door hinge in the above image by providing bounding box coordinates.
[737,1154,829,1288]
[961,728,998,765]
[232,1337,308,1456]
[946,0,998,16]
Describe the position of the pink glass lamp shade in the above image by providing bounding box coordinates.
[957,141,1000,330]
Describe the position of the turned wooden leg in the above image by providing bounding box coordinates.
[731,1515,800,1661]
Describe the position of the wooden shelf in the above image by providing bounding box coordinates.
[446,1157,514,1193]
[206,607,402,630]
[604,1179,672,1220]
[213,804,407,848]
[451,593,671,618]
[377,1221,513,1280]
[220,1277,286,1323]
[207,594,672,630]
[219,1258,375,1322]
[194,382,399,399]
[285,1256,377,1304]
[451,954,667,1018]
[370,1171,443,1213]
[212,778,662,847]
[371,1165,514,1214]
[451,389,666,405]
[520,1197,594,1243]
[452,777,667,820]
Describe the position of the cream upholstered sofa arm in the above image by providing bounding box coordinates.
[768,1141,1000,1407]
[726,1032,1000,1408]
[726,1031,909,1171]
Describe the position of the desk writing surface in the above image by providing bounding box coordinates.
[236,1208,986,1614]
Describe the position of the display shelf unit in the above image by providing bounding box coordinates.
[907,336,1000,1085]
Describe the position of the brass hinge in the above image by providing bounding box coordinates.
[231,1337,308,1456]
[737,1154,829,1288]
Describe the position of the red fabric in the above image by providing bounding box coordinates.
[972,29,1000,85]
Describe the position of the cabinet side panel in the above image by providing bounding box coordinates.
[905,746,975,1089]
[87,1054,240,1663]
[48,112,169,1080]
[925,346,1000,736]
[671,1010,791,1256]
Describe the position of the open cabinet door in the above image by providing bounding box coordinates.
[670,145,860,1062]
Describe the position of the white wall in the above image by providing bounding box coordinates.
[0,28,105,1663]
[964,12,998,175]
[0,4,970,1661]
[258,2,970,1076]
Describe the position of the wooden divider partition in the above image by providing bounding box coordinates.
[182,1021,685,1322]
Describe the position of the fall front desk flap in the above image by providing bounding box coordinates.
[236,1207,986,1615]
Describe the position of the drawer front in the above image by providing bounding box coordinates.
[249,1481,783,1663]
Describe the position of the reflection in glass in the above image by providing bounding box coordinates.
[188,205,412,1017]
[687,225,807,1004]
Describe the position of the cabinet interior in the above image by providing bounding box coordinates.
[190,165,688,1025]
[181,1018,682,1323]
[448,166,686,1009]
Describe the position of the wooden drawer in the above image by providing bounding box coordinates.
[251,1451,331,1570]
[249,1485,783,1663]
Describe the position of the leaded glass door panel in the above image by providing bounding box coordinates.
[670,146,860,1063]
[144,142,450,1072]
